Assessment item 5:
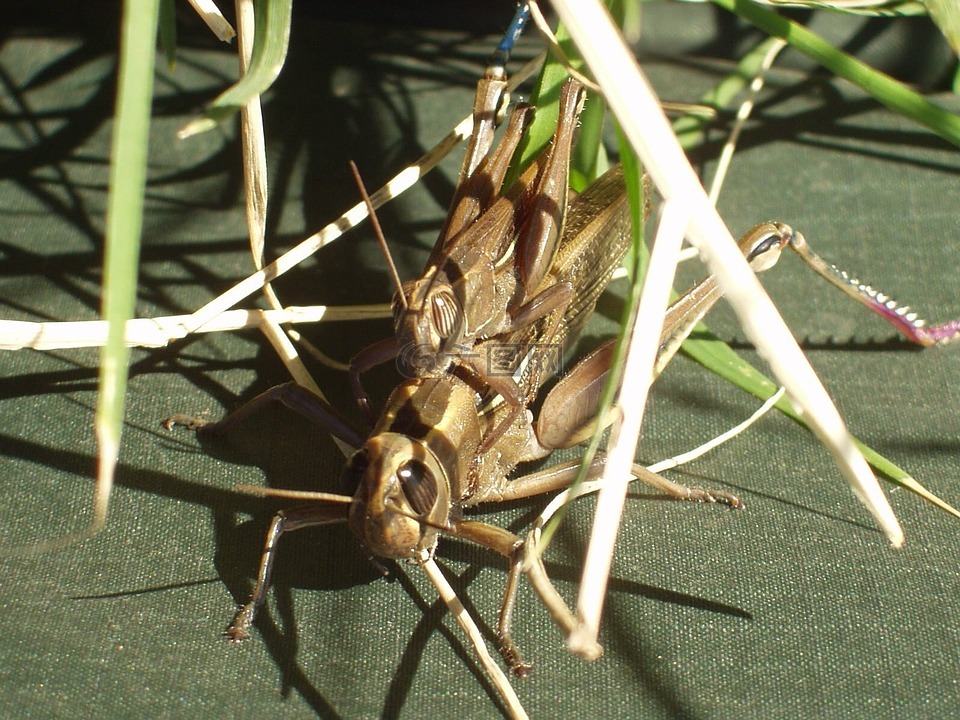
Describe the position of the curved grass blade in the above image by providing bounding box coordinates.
[710,0,960,147]
[179,0,291,138]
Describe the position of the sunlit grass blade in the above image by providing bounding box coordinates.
[95,0,161,541]
[7,0,163,556]
[711,0,960,147]
[538,125,646,552]
[179,0,291,138]
[754,0,927,16]
[925,0,960,54]
[673,35,788,150]
[185,0,236,41]
[681,331,960,517]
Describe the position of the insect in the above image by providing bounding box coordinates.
[349,61,587,429]
[164,2,960,713]
[164,157,768,678]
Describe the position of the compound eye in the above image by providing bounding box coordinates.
[743,224,791,273]
[340,449,369,496]
[430,287,462,339]
[746,230,783,263]
[397,460,438,516]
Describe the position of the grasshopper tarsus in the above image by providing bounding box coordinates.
[499,643,532,679]
[160,413,211,433]
[167,382,366,447]
[684,487,745,510]
[628,463,745,510]
[225,608,254,644]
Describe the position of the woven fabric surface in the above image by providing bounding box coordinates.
[1,4,958,719]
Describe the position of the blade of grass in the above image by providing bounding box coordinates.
[95,0,161,541]
[4,0,167,556]
[673,35,788,149]
[179,0,291,138]
[185,0,236,41]
[711,0,960,147]
[538,124,646,551]
[681,331,960,517]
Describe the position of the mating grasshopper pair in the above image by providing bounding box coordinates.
[167,18,960,688]
[166,67,754,675]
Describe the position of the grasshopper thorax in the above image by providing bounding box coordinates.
[344,433,452,560]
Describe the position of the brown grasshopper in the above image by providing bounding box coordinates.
[163,135,959,680]
[166,162,823,677]
[349,78,588,428]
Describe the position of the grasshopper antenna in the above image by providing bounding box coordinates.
[487,2,532,78]
[236,484,356,504]
[348,160,408,310]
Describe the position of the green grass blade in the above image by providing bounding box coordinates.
[179,0,291,137]
[926,0,960,54]
[681,330,960,518]
[673,35,787,150]
[710,0,960,147]
[749,0,927,16]
[539,126,646,550]
[96,0,161,536]
[505,23,588,186]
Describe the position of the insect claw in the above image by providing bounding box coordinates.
[721,493,746,510]
[511,661,533,679]
[225,609,253,644]
[685,487,745,509]
[498,641,533,679]
[160,413,209,432]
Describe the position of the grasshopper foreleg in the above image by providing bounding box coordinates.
[163,383,365,643]
[349,337,401,424]
[451,518,584,676]
[162,380,365,449]
[227,505,349,643]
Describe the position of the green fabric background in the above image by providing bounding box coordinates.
[2,4,959,719]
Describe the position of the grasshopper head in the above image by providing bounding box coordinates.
[344,433,451,560]
[393,276,465,375]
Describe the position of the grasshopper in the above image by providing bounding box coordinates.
[350,76,588,429]
[167,160,828,677]
[164,133,955,677]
